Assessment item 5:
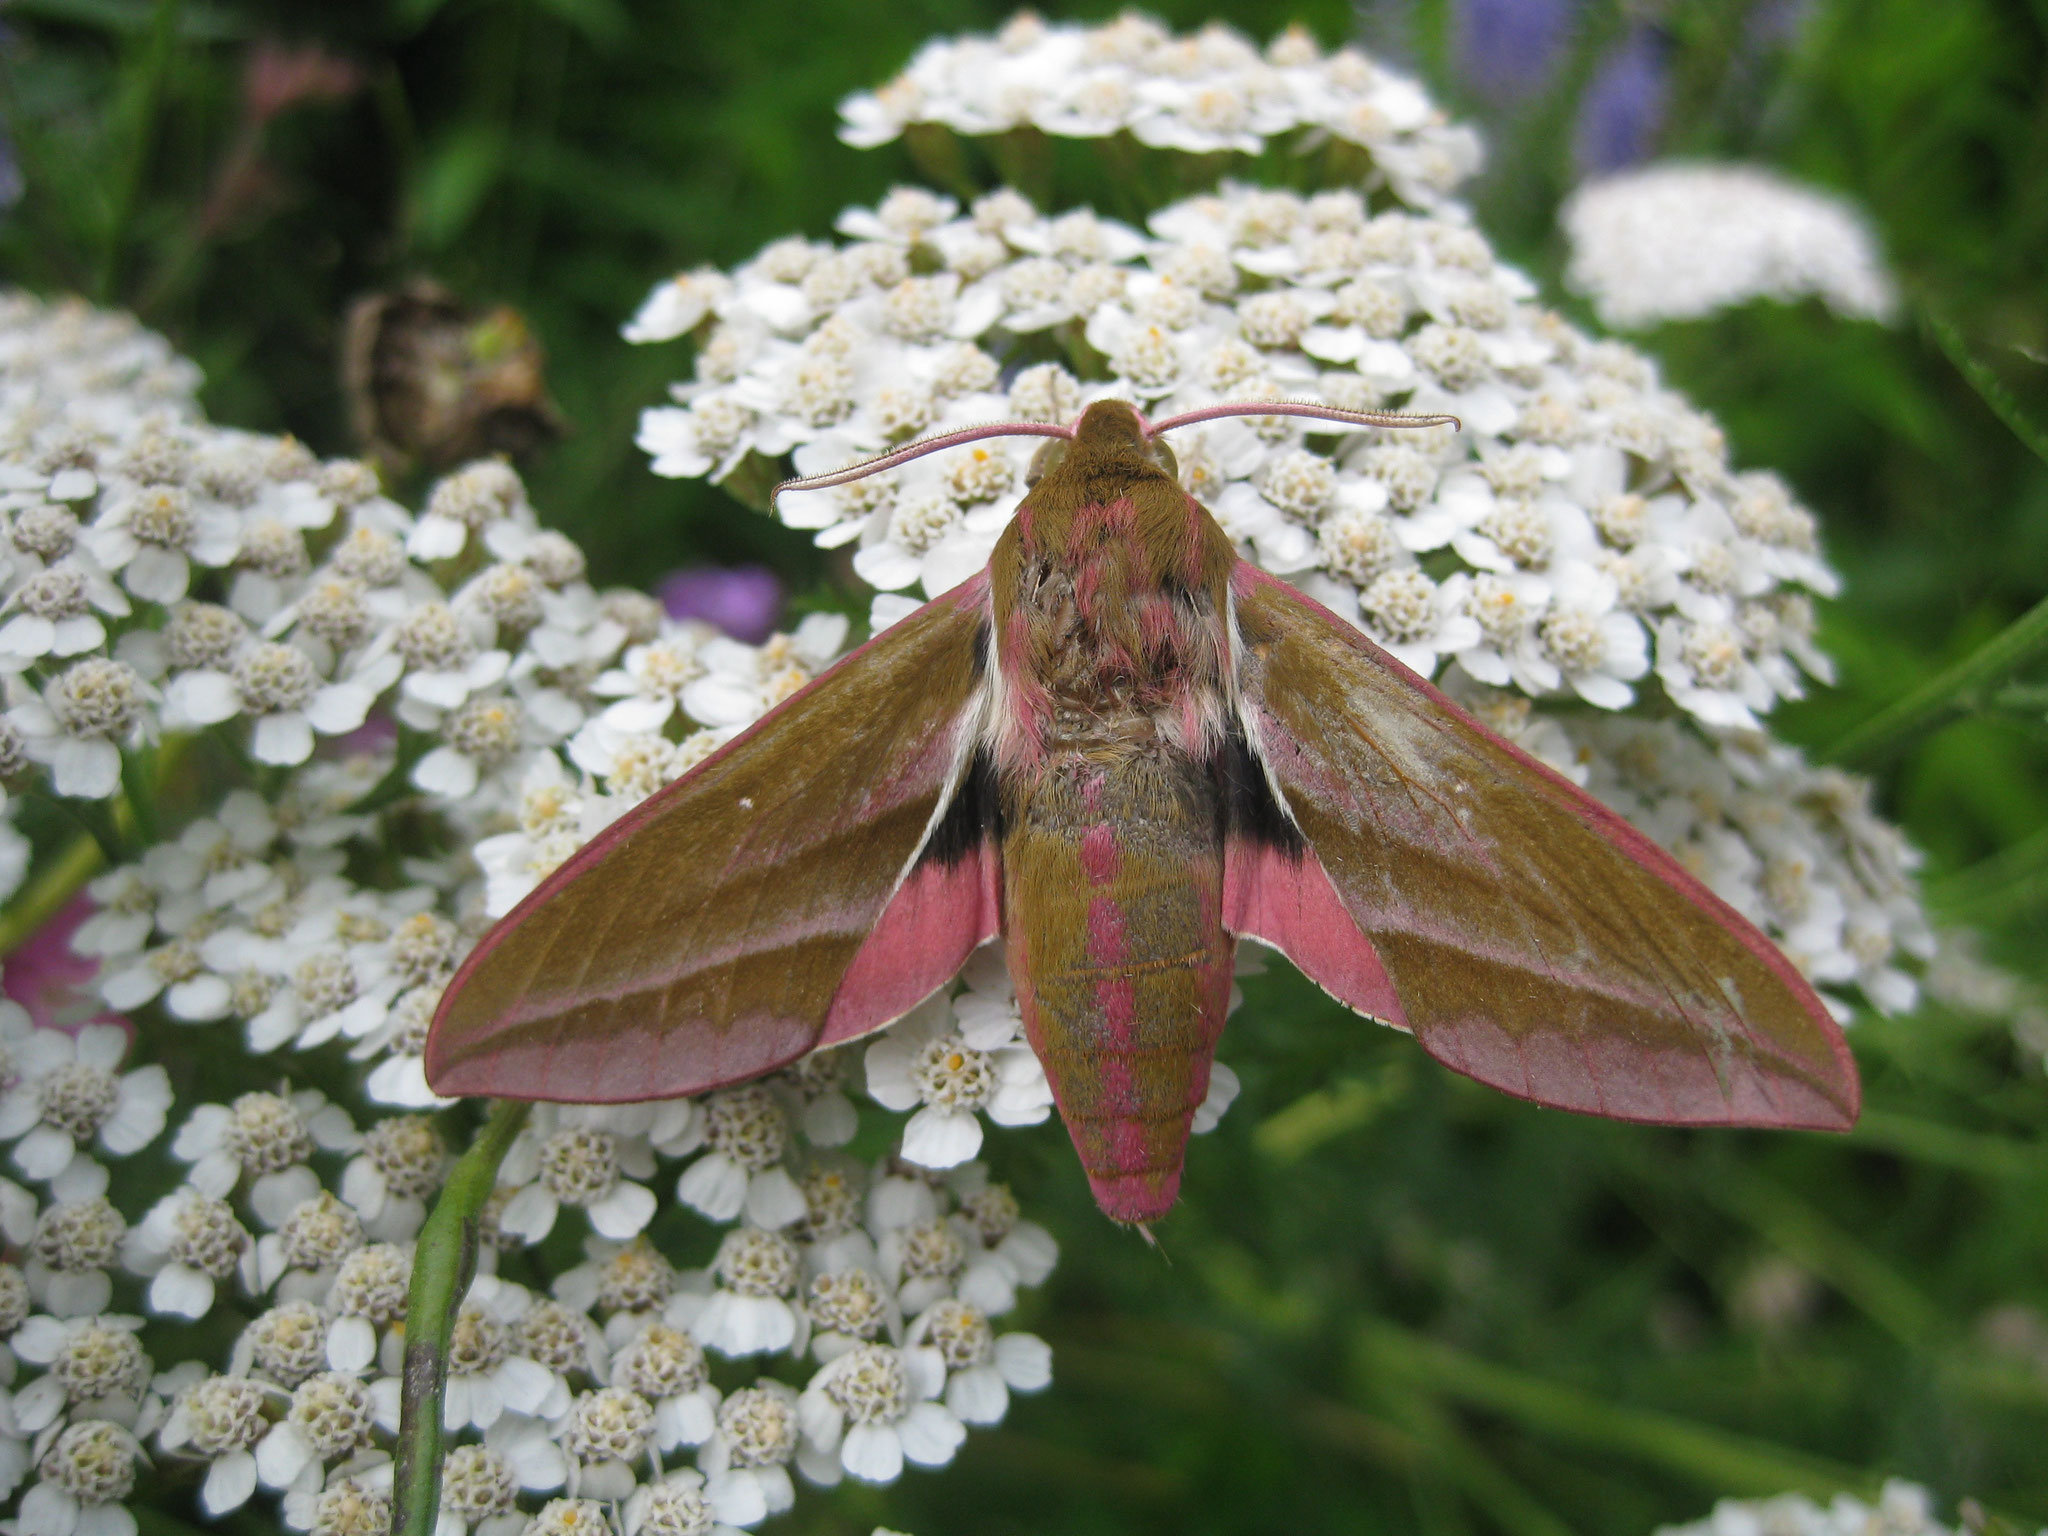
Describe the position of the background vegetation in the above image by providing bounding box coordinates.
[4,1,2047,1532]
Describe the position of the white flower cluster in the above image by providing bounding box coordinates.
[835,11,1482,211]
[634,178,1845,732]
[628,164,1927,1012]
[1562,163,1898,330]
[1657,1480,1991,1536]
[0,290,1107,1535]
[1924,930,2048,1064]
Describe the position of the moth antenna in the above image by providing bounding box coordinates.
[771,420,1074,505]
[1147,399,1462,437]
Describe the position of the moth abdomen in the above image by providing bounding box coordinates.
[1002,750,1234,1222]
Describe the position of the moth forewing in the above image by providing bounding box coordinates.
[1225,564,1858,1131]
[425,573,999,1104]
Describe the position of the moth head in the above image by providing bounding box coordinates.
[1070,398,1181,480]
[771,398,1458,508]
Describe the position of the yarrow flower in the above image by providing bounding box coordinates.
[0,1020,170,1195]
[1657,1480,1971,1536]
[794,1341,962,1485]
[861,951,1053,1170]
[0,284,1078,1535]
[1562,162,1898,329]
[834,13,1482,210]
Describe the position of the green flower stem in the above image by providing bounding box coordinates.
[1990,682,2048,715]
[1253,1066,1411,1163]
[720,453,783,517]
[1370,1387,1579,1536]
[393,1099,530,1536]
[1351,1319,1873,1499]
[1699,1173,1945,1350]
[1926,310,2048,471]
[1852,1108,2041,1179]
[31,790,127,869]
[987,127,1053,209]
[0,834,103,959]
[1825,590,2048,766]
[1927,824,2048,922]
[96,0,183,303]
[1825,305,2048,768]
[119,742,159,850]
[902,124,980,205]
[0,733,200,956]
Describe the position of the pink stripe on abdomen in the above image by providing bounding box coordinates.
[1004,754,1234,1222]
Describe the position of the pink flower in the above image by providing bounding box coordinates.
[4,896,125,1034]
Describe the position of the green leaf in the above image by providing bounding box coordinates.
[1826,592,2048,765]
[411,124,509,253]
[531,0,631,49]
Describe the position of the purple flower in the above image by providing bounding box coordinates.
[324,712,398,760]
[1454,0,1583,102]
[657,565,784,644]
[1574,25,1670,173]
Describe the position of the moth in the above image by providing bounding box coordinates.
[426,398,1859,1224]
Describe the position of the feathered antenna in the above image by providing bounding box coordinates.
[1148,400,1461,436]
[771,420,1073,506]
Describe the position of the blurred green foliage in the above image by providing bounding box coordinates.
[6,1,2048,1533]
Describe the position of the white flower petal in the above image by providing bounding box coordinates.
[165,670,240,726]
[251,711,316,765]
[148,1262,216,1318]
[677,1154,748,1222]
[12,1126,76,1180]
[327,1315,377,1372]
[255,1421,314,1489]
[895,1401,965,1466]
[200,1451,258,1514]
[945,1364,1009,1425]
[742,1167,808,1230]
[497,1183,559,1243]
[413,746,479,799]
[898,1105,981,1169]
[305,682,374,734]
[588,1179,658,1239]
[839,1422,903,1484]
[993,1330,1053,1390]
[127,545,191,604]
[51,738,121,800]
[17,1481,79,1536]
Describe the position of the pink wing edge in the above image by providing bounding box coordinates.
[1225,562,1860,1133]
[426,572,1000,1103]
[1223,838,1410,1029]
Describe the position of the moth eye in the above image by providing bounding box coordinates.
[1025,439,1069,487]
[1149,439,1180,479]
